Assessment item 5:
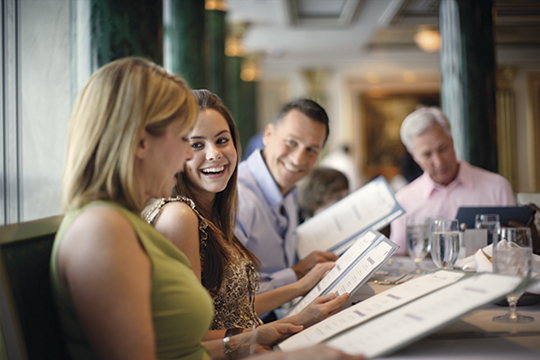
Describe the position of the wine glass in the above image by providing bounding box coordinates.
[406,216,429,273]
[475,213,500,245]
[492,227,534,323]
[430,219,460,269]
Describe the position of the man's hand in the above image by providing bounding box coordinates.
[292,250,339,279]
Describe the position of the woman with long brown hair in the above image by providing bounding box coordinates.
[145,90,348,340]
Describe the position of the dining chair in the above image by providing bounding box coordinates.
[0,215,68,360]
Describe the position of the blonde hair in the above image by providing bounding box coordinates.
[62,58,197,212]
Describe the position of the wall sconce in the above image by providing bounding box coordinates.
[226,21,249,57]
[205,0,228,11]
[414,26,441,52]
[225,36,246,57]
[241,53,263,82]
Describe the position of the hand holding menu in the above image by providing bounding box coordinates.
[286,230,398,318]
[296,176,404,259]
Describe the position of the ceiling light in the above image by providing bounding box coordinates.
[414,27,441,52]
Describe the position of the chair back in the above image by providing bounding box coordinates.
[516,192,540,207]
[0,216,69,360]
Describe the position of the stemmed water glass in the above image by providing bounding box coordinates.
[430,219,460,269]
[492,227,534,323]
[406,216,430,273]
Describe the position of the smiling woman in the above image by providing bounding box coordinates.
[185,107,238,204]
[144,89,348,341]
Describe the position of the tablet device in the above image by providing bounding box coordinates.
[455,206,535,230]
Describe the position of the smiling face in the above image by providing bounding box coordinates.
[184,109,237,205]
[262,109,327,195]
[411,125,459,186]
[138,118,193,202]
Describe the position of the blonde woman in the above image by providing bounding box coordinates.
[51,58,364,360]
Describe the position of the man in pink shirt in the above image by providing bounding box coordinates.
[389,107,515,254]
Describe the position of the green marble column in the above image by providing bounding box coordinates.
[226,56,258,152]
[242,80,258,152]
[163,0,205,89]
[439,0,497,172]
[227,55,258,152]
[90,0,162,71]
[206,6,227,98]
[227,55,243,143]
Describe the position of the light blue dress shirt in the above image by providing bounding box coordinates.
[235,150,299,293]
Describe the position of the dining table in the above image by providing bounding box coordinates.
[343,256,540,360]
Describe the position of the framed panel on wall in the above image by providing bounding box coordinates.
[527,73,540,191]
[360,91,439,182]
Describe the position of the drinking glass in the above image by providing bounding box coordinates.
[475,213,500,245]
[427,216,446,251]
[406,216,429,273]
[492,227,534,323]
[430,219,460,269]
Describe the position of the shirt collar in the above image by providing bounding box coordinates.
[423,160,473,196]
[453,160,474,189]
[246,150,296,207]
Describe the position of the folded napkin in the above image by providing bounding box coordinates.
[456,243,540,294]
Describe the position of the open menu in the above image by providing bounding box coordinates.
[285,230,398,318]
[296,176,404,259]
[277,272,526,359]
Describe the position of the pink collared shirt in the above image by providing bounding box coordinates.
[389,160,516,254]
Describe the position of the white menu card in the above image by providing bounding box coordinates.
[279,272,525,359]
[286,230,398,318]
[278,270,465,351]
[296,176,404,259]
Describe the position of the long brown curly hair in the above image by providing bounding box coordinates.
[173,89,259,292]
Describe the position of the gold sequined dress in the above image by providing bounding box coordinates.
[145,196,263,329]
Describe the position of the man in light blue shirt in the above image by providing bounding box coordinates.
[235,99,338,297]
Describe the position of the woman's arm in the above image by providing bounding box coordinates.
[153,201,202,280]
[56,206,156,360]
[250,345,365,360]
[203,323,365,360]
[254,262,334,315]
[153,201,231,341]
[202,322,302,359]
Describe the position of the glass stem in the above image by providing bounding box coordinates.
[507,297,518,320]
[414,260,422,274]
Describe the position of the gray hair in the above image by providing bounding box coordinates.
[400,107,452,153]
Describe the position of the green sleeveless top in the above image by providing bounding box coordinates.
[50,201,213,360]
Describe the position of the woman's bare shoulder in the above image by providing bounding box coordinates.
[155,201,198,229]
[59,205,146,265]
[57,204,149,287]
